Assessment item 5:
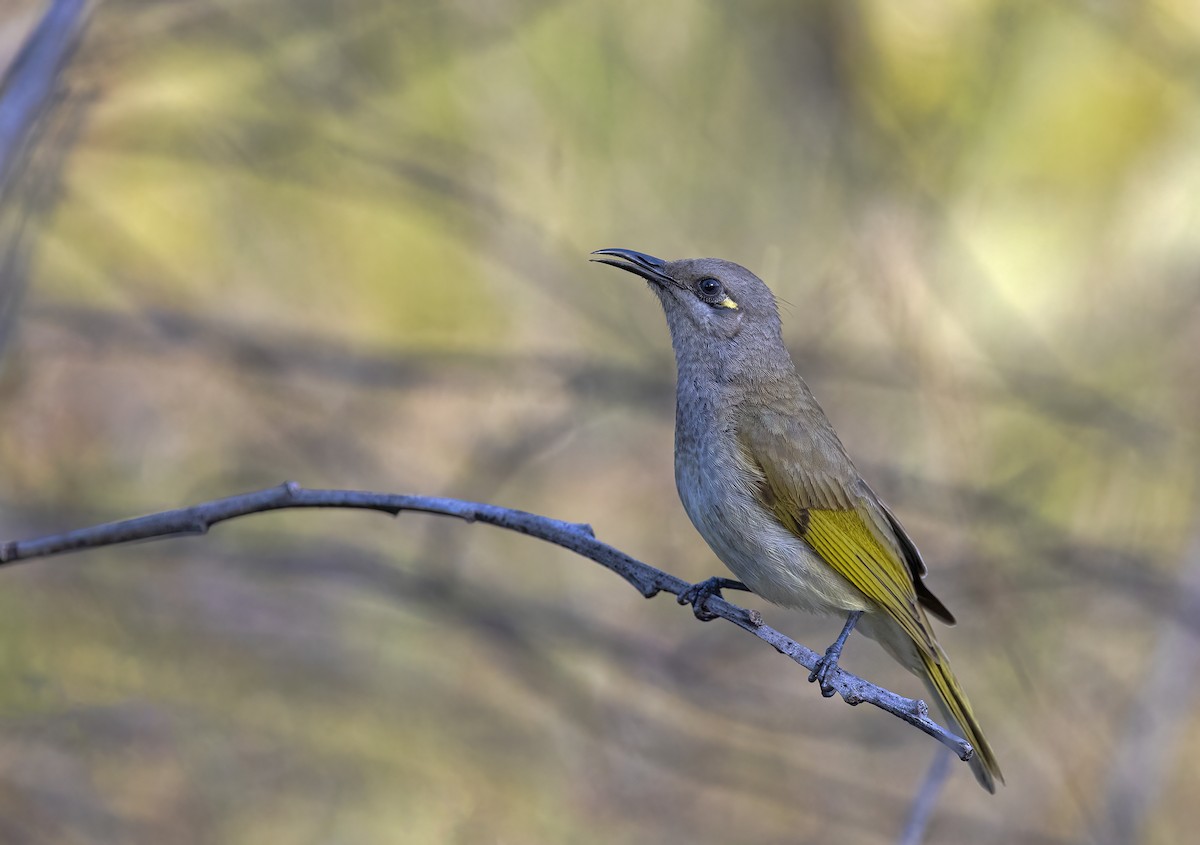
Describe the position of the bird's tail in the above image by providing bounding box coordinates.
[919,646,1004,793]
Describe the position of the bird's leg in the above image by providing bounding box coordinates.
[677,576,750,621]
[809,610,864,697]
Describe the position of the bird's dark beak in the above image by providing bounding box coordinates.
[590,248,674,286]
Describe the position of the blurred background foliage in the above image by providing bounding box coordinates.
[0,0,1198,842]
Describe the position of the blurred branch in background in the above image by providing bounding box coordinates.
[0,482,979,764]
[25,299,1164,445]
[0,0,92,359]
[898,748,953,845]
[1098,525,1200,845]
[0,0,90,186]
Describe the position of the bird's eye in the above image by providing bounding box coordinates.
[697,278,723,299]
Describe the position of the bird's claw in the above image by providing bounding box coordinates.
[807,610,863,697]
[677,576,749,621]
[808,648,843,698]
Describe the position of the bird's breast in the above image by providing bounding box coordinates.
[671,392,868,615]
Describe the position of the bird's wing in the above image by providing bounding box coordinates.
[737,406,940,651]
[871,490,956,624]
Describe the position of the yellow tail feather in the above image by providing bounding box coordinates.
[919,647,1004,793]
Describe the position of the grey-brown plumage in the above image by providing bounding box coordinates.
[592,248,1002,792]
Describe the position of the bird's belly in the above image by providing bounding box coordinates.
[675,451,868,616]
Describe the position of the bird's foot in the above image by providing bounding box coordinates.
[677,577,749,621]
[808,610,864,697]
[808,648,844,698]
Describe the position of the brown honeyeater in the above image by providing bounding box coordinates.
[592,248,1002,792]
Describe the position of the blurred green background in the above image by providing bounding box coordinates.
[1,0,1199,842]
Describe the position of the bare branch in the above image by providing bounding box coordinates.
[0,481,976,763]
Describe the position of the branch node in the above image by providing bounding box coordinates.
[747,608,765,627]
[281,480,302,498]
[914,698,929,718]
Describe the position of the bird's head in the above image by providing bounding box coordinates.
[591,248,789,382]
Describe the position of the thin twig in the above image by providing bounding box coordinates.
[0,481,976,762]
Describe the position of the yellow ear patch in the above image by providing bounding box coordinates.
[718,296,739,310]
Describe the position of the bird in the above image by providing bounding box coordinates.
[591,247,1003,792]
